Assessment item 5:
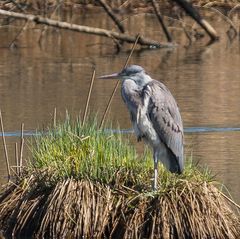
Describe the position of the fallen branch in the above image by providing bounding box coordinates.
[0,9,173,48]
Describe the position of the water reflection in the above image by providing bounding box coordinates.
[0,12,239,203]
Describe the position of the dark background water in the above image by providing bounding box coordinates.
[0,9,239,203]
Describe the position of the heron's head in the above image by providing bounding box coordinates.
[99,65,152,87]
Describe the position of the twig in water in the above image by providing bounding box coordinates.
[19,123,24,176]
[9,20,30,48]
[177,14,192,45]
[38,0,64,44]
[83,69,96,126]
[0,110,10,181]
[150,0,172,42]
[99,34,140,129]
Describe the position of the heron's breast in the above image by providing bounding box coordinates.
[137,114,160,148]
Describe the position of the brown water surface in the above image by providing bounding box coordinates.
[0,11,240,203]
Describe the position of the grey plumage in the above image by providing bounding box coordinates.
[99,65,184,190]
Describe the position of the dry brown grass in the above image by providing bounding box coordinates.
[0,174,239,238]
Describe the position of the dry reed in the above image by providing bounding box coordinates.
[0,176,239,238]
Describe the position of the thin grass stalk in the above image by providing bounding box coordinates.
[15,142,19,176]
[99,34,140,129]
[19,123,24,175]
[0,110,10,181]
[53,107,57,127]
[218,190,240,210]
[83,69,95,126]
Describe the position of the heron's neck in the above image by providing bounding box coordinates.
[131,73,152,90]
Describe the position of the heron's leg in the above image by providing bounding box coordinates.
[153,152,158,191]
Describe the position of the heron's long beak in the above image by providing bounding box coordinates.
[98,72,120,79]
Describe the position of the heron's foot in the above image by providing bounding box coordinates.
[151,179,161,192]
[153,181,157,191]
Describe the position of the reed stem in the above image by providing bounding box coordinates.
[0,110,10,181]
[83,69,95,126]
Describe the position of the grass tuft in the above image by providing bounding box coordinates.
[29,116,154,189]
[0,117,239,238]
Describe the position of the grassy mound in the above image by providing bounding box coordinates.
[0,118,239,238]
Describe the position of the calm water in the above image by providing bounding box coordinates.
[0,10,240,203]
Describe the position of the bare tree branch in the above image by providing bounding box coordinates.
[97,0,125,33]
[172,0,219,41]
[150,0,172,42]
[0,9,174,48]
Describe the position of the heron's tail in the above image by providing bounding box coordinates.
[157,147,183,174]
[168,149,184,174]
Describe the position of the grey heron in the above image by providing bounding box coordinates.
[99,65,184,190]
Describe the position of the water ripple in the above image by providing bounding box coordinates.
[1,127,240,137]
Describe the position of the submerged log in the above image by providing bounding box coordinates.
[0,9,174,48]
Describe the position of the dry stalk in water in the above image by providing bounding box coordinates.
[83,69,95,126]
[19,123,24,176]
[0,110,10,181]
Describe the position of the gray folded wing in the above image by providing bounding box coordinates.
[144,80,184,172]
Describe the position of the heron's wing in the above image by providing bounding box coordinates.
[144,80,184,171]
